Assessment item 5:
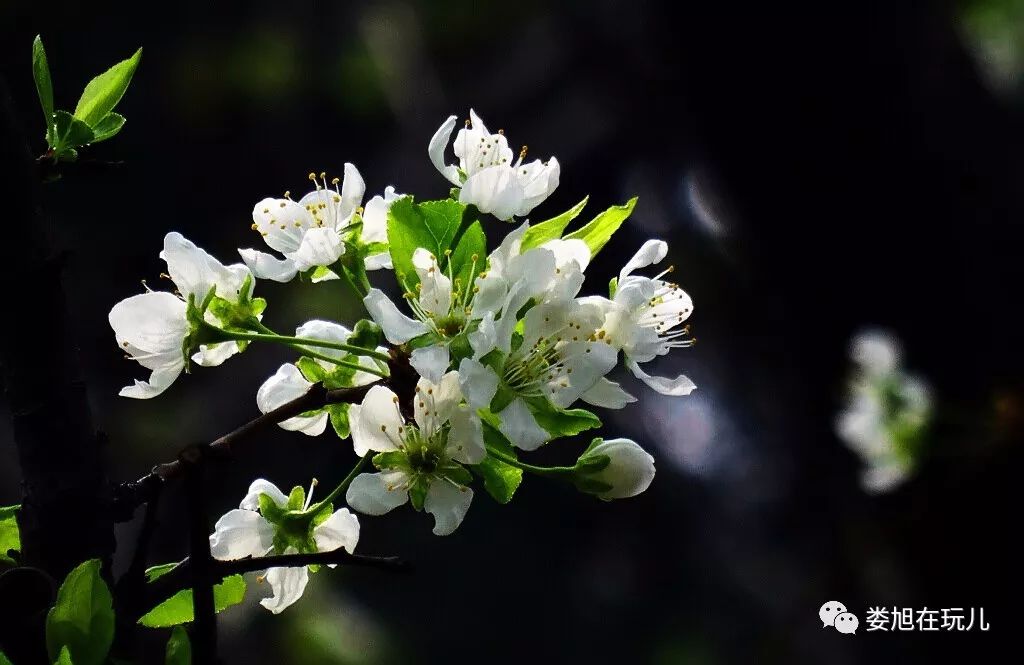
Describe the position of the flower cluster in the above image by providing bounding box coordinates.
[109,110,697,613]
[836,330,932,493]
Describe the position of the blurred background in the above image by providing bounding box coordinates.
[2,0,1022,662]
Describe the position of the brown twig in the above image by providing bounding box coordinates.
[112,383,375,520]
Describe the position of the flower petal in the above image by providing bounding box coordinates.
[361,186,400,245]
[627,359,697,396]
[412,249,452,318]
[498,397,549,451]
[447,404,486,464]
[288,226,345,272]
[257,364,327,436]
[192,341,242,367]
[581,377,637,409]
[241,479,289,511]
[350,386,406,455]
[345,471,410,515]
[363,288,430,344]
[313,508,360,554]
[209,509,274,561]
[410,344,450,384]
[260,563,309,614]
[428,115,462,185]
[619,240,668,280]
[413,371,461,434]
[460,166,525,221]
[457,357,499,409]
[253,198,316,255]
[338,162,366,222]
[424,481,473,536]
[238,248,298,283]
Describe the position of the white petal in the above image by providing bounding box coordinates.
[424,481,473,536]
[294,319,353,369]
[413,371,461,434]
[460,166,525,221]
[288,226,345,272]
[209,509,274,561]
[428,115,462,185]
[585,438,656,499]
[257,364,327,436]
[447,405,486,464]
[542,237,591,272]
[581,377,637,409]
[260,563,309,614]
[238,248,298,283]
[513,157,560,217]
[350,386,406,455]
[118,363,183,399]
[627,359,697,396]
[109,291,188,356]
[363,289,429,344]
[161,232,245,302]
[241,479,289,511]
[345,471,410,515]
[410,344,450,384]
[361,186,399,245]
[338,163,366,222]
[544,341,618,409]
[313,508,360,554]
[364,252,393,271]
[619,240,668,280]
[192,341,242,367]
[468,311,499,358]
[498,397,549,451]
[457,358,499,409]
[252,197,316,255]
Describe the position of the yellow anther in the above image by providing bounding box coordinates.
[308,172,317,180]
[331,177,340,185]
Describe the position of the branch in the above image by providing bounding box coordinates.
[140,549,410,613]
[112,383,375,520]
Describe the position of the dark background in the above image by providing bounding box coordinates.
[1,1,1021,663]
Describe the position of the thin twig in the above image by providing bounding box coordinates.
[112,383,375,519]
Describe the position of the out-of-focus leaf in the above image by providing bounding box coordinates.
[45,559,114,665]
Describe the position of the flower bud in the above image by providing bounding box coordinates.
[574,438,655,500]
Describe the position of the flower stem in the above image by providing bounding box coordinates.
[228,329,389,361]
[310,452,373,511]
[484,445,575,479]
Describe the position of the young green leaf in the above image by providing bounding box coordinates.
[474,421,524,504]
[563,197,638,258]
[0,505,20,564]
[52,110,94,152]
[45,559,114,665]
[54,646,74,665]
[0,651,12,665]
[139,575,246,628]
[520,196,589,250]
[447,219,486,290]
[74,47,142,127]
[387,197,466,289]
[90,112,126,143]
[165,626,191,665]
[32,35,55,145]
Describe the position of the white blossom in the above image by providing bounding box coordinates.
[576,438,656,499]
[109,232,253,398]
[209,479,360,614]
[429,109,560,221]
[345,373,484,535]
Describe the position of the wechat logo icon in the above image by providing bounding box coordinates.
[820,601,859,634]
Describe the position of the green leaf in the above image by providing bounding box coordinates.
[563,197,638,258]
[54,646,74,665]
[474,421,524,504]
[525,398,602,438]
[448,220,486,291]
[408,476,429,511]
[52,110,94,151]
[520,196,589,250]
[32,36,55,145]
[0,505,20,564]
[90,112,126,143]
[1,650,13,665]
[144,563,178,582]
[74,47,142,127]
[45,559,114,665]
[387,197,466,289]
[373,451,410,471]
[326,403,351,439]
[165,626,191,665]
[139,575,246,628]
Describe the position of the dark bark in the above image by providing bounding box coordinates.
[0,76,114,655]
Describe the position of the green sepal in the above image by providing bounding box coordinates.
[54,646,73,665]
[472,419,524,504]
[296,356,329,382]
[408,476,429,511]
[45,559,114,665]
[574,453,611,474]
[0,504,20,565]
[287,486,306,511]
[326,403,351,439]
[608,276,618,299]
[439,462,473,487]
[525,397,602,438]
[373,450,411,471]
[74,47,142,127]
[572,477,615,495]
[563,197,638,258]
[257,493,287,523]
[490,383,517,413]
[349,319,384,349]
[520,196,589,250]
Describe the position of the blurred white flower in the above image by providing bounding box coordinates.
[836,330,932,493]
[429,109,560,221]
